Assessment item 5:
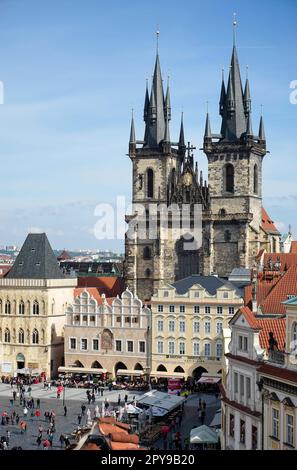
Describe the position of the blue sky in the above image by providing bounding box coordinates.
[0,0,296,251]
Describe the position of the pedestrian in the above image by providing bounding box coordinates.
[77,414,82,425]
[6,430,10,445]
[173,431,182,450]
[15,414,20,425]
[198,398,202,410]
[43,439,50,450]
[9,398,14,407]
[64,436,70,448]
[101,388,104,397]
[124,394,128,404]
[59,433,65,448]
[36,434,42,448]
[81,404,86,416]
[23,406,28,417]
[118,394,121,406]
[36,398,40,409]
[64,405,67,417]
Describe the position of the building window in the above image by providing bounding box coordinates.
[158,305,163,313]
[244,337,248,351]
[90,315,95,323]
[193,342,200,356]
[4,328,10,343]
[194,305,200,314]
[253,164,258,194]
[223,291,229,299]
[93,339,99,351]
[5,301,11,315]
[179,305,185,313]
[240,375,245,399]
[246,377,251,399]
[286,414,294,447]
[217,306,223,315]
[147,168,154,198]
[169,305,175,313]
[169,320,175,332]
[205,306,210,314]
[205,321,211,334]
[272,408,279,439]
[204,343,211,356]
[125,317,131,324]
[139,341,145,353]
[127,341,133,353]
[234,372,238,393]
[216,343,222,358]
[229,307,234,315]
[240,420,246,444]
[163,291,169,298]
[81,338,88,351]
[70,338,77,350]
[238,335,248,351]
[19,301,25,315]
[32,329,39,344]
[33,301,39,315]
[194,291,199,298]
[115,340,122,352]
[193,321,200,333]
[157,341,164,354]
[179,321,185,333]
[168,341,175,355]
[229,414,234,437]
[216,322,223,334]
[116,316,121,323]
[157,320,164,332]
[225,163,234,193]
[179,342,185,355]
[145,268,151,278]
[143,246,152,260]
[18,328,24,344]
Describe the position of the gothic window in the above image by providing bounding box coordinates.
[253,164,258,194]
[18,328,25,344]
[147,168,154,198]
[33,301,39,315]
[143,246,152,260]
[5,300,11,314]
[225,164,234,193]
[4,328,10,343]
[219,208,226,216]
[32,329,39,344]
[224,230,231,242]
[145,268,151,277]
[19,301,25,315]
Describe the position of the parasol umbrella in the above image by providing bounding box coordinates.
[35,410,41,417]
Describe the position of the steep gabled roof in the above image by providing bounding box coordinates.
[7,233,64,280]
[290,241,297,253]
[261,207,280,234]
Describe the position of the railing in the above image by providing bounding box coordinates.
[268,350,285,365]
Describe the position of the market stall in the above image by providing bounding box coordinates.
[190,425,220,450]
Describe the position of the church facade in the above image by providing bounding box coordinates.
[124,41,280,302]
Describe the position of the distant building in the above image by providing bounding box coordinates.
[150,275,244,380]
[63,287,151,379]
[0,233,77,378]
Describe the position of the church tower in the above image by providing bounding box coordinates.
[124,47,207,301]
[202,41,268,276]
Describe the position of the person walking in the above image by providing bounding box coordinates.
[36,398,40,409]
[81,404,86,416]
[36,434,42,448]
[118,394,121,406]
[77,414,82,425]
[23,406,28,417]
[124,394,128,404]
[59,434,65,448]
[64,405,67,417]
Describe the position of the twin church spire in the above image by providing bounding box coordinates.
[205,44,266,148]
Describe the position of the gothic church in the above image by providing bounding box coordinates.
[124,39,280,301]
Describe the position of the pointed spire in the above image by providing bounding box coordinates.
[219,69,226,116]
[195,162,198,180]
[178,112,185,148]
[143,79,150,121]
[243,77,251,115]
[246,112,253,137]
[204,112,212,139]
[129,109,136,144]
[200,170,203,187]
[259,114,265,142]
[164,77,171,121]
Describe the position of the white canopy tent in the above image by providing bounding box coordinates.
[209,409,221,428]
[116,369,144,376]
[58,366,107,375]
[137,390,185,414]
[190,425,219,445]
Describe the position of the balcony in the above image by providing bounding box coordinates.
[268,350,285,365]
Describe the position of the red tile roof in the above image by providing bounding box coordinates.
[290,241,297,253]
[78,276,124,298]
[261,207,280,234]
[263,253,297,271]
[260,265,297,314]
[74,287,114,306]
[257,363,297,385]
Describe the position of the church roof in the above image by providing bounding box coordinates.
[7,233,65,280]
[172,275,243,297]
[290,241,297,253]
[261,207,280,234]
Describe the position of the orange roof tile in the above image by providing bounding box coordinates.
[78,276,124,297]
[74,287,102,305]
[290,241,297,253]
[263,253,297,271]
[260,265,297,314]
[261,207,280,234]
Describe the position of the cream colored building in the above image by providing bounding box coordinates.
[0,233,77,379]
[150,275,244,380]
[63,287,151,378]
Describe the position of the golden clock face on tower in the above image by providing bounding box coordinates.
[183,172,193,187]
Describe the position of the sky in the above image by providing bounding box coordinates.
[0,0,296,251]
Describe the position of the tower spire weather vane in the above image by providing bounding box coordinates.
[156,26,160,53]
[233,12,237,46]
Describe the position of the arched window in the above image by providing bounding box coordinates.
[225,164,234,193]
[5,300,11,314]
[253,164,258,194]
[147,168,154,198]
[4,328,10,343]
[32,329,39,344]
[219,208,226,216]
[145,268,151,278]
[19,301,25,315]
[143,246,152,260]
[18,328,25,344]
[33,301,39,315]
[224,230,231,242]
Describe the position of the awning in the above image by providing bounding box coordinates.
[137,390,185,412]
[150,371,186,379]
[116,369,144,376]
[209,410,221,428]
[190,425,219,444]
[198,376,221,384]
[58,366,107,374]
